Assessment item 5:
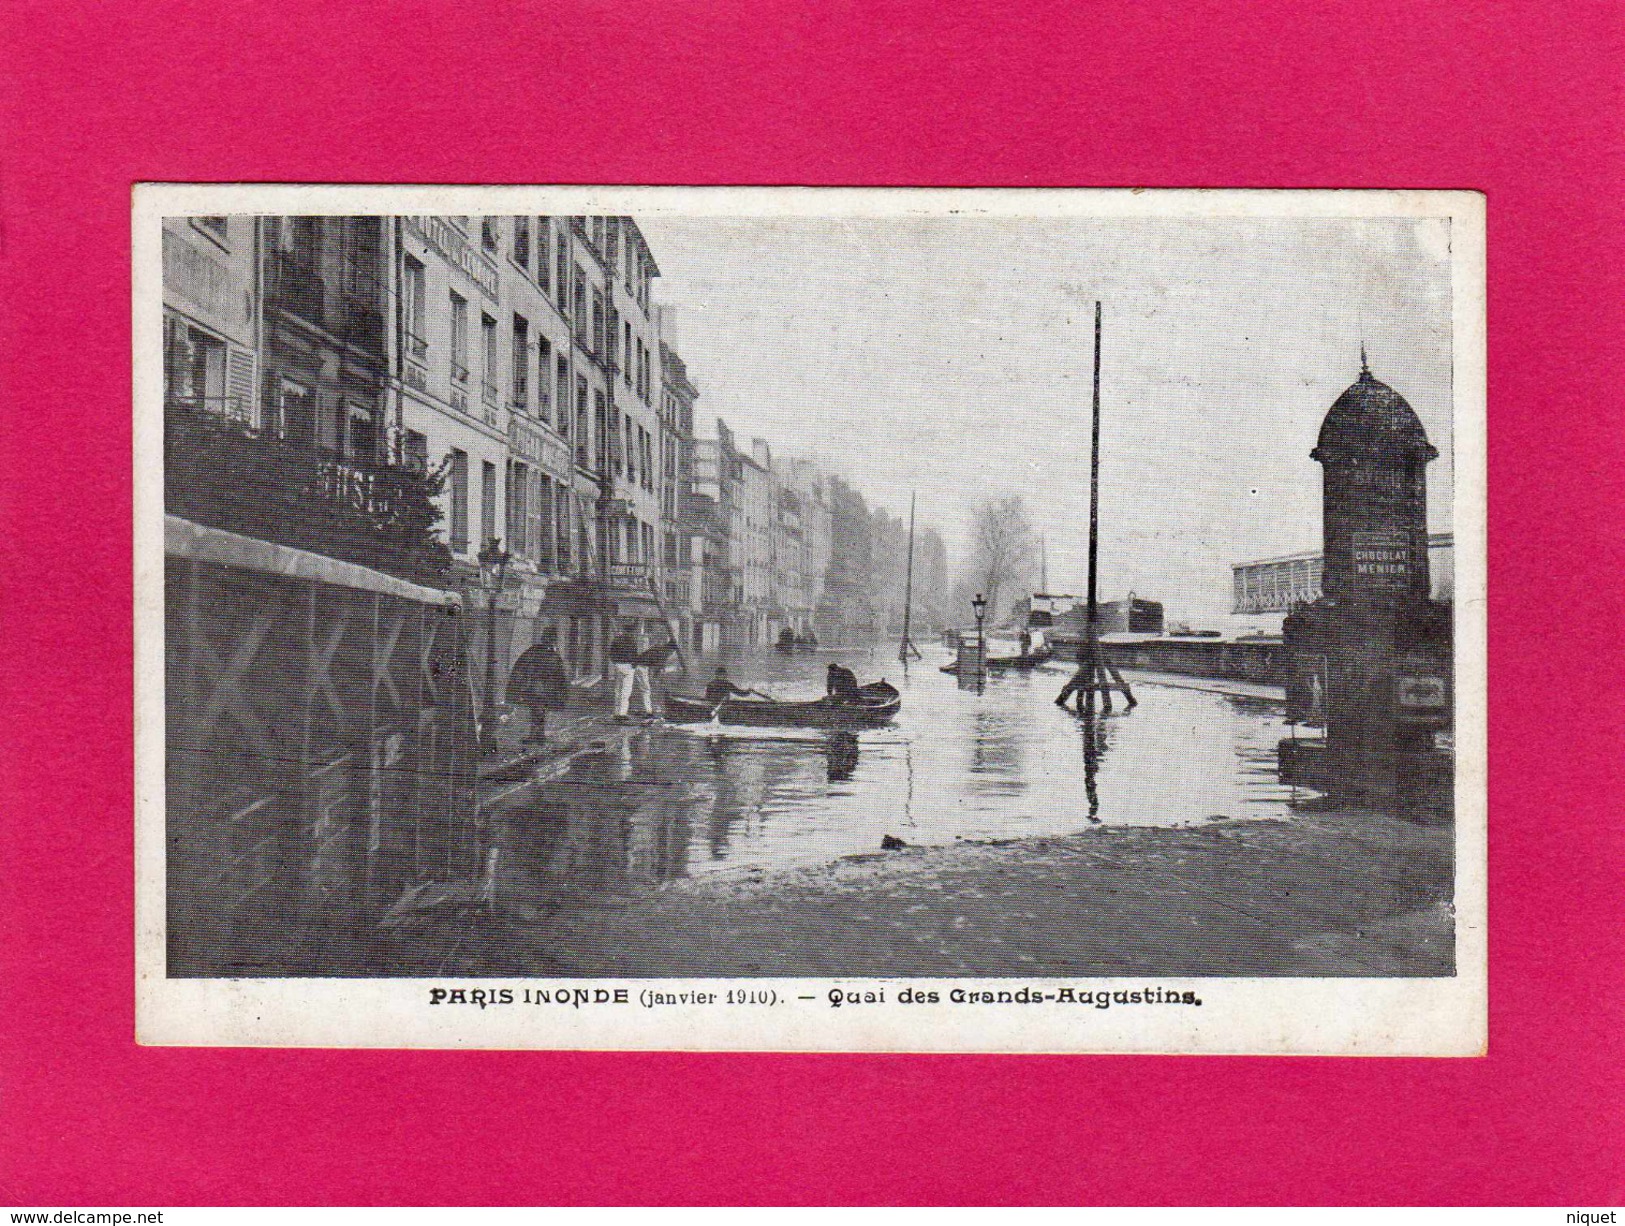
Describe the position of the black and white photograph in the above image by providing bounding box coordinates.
[135,186,1485,1053]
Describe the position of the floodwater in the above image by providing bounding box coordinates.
[488,643,1317,905]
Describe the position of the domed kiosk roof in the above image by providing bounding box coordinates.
[1311,360,1438,464]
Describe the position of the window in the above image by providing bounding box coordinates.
[482,314,499,405]
[556,355,570,437]
[403,429,428,473]
[591,216,604,251]
[513,217,530,268]
[592,289,604,357]
[536,336,552,421]
[449,450,470,552]
[449,292,469,384]
[625,241,636,291]
[345,401,377,462]
[481,460,498,548]
[575,376,590,466]
[481,217,498,252]
[556,241,569,313]
[595,390,609,473]
[573,265,587,346]
[536,218,551,292]
[276,378,315,444]
[536,473,554,570]
[165,320,227,412]
[606,218,619,267]
[555,482,572,571]
[507,461,529,558]
[402,256,426,358]
[511,315,529,412]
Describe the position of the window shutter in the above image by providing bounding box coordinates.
[528,470,546,568]
[227,345,256,423]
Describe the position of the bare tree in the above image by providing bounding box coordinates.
[961,496,1038,624]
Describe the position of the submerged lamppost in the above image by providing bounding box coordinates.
[477,536,511,752]
[972,591,988,694]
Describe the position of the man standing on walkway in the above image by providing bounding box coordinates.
[630,624,656,720]
[608,623,640,722]
[508,628,570,746]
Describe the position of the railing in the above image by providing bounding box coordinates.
[450,360,469,385]
[164,398,452,587]
[169,393,252,428]
[481,379,500,406]
[404,331,428,361]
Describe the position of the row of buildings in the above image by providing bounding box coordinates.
[161,212,911,694]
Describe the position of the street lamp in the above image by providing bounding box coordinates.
[477,536,511,752]
[971,592,988,693]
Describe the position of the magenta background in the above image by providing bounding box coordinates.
[3,0,1622,1205]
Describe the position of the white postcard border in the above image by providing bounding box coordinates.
[134,185,1487,1055]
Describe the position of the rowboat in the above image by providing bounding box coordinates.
[665,680,901,729]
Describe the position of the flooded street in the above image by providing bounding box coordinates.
[489,644,1315,913]
[451,645,1455,981]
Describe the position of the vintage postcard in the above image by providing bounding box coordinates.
[135,185,1485,1053]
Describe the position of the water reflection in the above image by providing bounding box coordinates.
[1076,703,1112,822]
[825,731,860,782]
[489,646,1313,913]
[967,707,1025,796]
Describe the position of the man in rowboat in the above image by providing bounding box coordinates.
[704,667,766,706]
[825,661,860,703]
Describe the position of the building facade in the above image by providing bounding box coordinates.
[383,215,674,693]
[162,216,261,426]
[165,210,939,688]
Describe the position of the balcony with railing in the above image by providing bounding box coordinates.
[164,397,452,587]
[169,393,254,429]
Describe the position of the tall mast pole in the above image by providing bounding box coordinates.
[1086,301,1101,642]
[899,490,918,662]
